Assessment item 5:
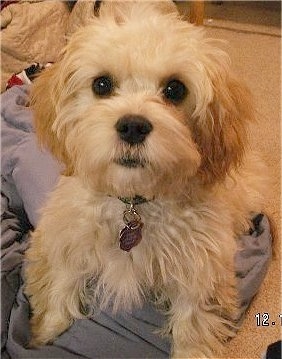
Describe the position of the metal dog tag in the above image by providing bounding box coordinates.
[119,204,143,251]
[119,221,143,251]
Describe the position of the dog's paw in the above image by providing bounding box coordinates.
[172,347,213,359]
[28,315,72,347]
[27,336,49,349]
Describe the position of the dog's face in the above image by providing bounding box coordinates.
[32,2,254,199]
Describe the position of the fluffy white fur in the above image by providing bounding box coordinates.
[25,2,267,357]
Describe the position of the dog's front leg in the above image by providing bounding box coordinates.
[168,292,236,358]
[25,230,86,347]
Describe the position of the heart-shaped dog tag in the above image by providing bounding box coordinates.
[119,221,143,251]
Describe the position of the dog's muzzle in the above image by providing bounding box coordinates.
[115,157,145,168]
[115,115,153,145]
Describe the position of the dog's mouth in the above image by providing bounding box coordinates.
[115,156,146,168]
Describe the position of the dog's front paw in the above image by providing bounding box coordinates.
[172,346,213,359]
[28,314,72,347]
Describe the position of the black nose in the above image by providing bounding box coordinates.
[115,115,153,145]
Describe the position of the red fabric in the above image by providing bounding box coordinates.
[6,74,23,90]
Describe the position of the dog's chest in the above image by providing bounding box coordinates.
[88,199,200,309]
[95,198,193,252]
[68,191,230,310]
[93,198,213,282]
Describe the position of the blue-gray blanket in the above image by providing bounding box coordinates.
[1,85,273,358]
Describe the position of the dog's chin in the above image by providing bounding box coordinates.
[102,160,156,199]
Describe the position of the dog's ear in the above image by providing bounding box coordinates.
[30,65,74,175]
[192,71,255,185]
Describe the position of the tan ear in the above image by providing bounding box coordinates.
[192,75,255,184]
[30,66,73,175]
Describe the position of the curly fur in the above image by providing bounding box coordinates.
[25,1,267,357]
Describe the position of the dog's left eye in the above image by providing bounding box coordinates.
[92,76,114,97]
[163,79,187,104]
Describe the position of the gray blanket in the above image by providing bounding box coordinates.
[1,85,273,358]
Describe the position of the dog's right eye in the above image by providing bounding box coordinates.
[92,76,114,97]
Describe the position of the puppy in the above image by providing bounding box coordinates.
[25,1,267,357]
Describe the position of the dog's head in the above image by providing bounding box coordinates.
[31,1,255,199]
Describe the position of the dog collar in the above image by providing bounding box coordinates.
[118,195,152,206]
